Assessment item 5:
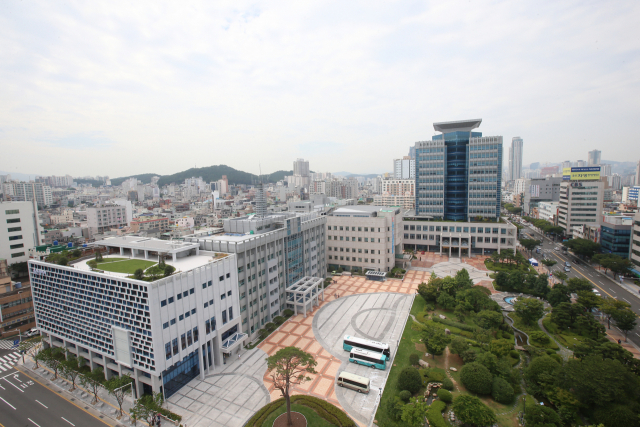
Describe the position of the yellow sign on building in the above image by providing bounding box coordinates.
[562,167,601,181]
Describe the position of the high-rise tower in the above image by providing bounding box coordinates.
[588,149,601,166]
[509,137,523,181]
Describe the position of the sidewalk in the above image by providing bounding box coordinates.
[593,267,640,300]
[599,321,640,359]
[16,357,141,427]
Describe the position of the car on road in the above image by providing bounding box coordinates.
[573,259,580,265]
[565,262,571,268]
[555,247,561,251]
[592,289,601,296]
[564,267,571,272]
[24,327,40,338]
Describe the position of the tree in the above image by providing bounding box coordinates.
[41,347,65,379]
[563,238,601,259]
[60,354,85,391]
[105,374,133,418]
[519,238,541,255]
[476,310,503,330]
[551,302,583,329]
[386,396,405,422]
[524,356,560,397]
[612,308,637,342]
[491,376,514,404]
[542,259,557,267]
[163,264,176,277]
[576,315,606,340]
[553,271,567,284]
[452,395,497,426]
[133,268,144,280]
[401,399,429,427]
[449,336,469,356]
[266,346,317,427]
[437,389,453,403]
[460,362,493,395]
[79,368,104,405]
[525,404,562,427]
[566,278,593,292]
[417,282,437,303]
[436,291,456,310]
[421,324,450,359]
[71,249,82,258]
[513,298,545,325]
[95,250,103,262]
[576,290,601,312]
[547,285,570,307]
[58,256,69,266]
[601,299,631,329]
[397,367,422,394]
[490,339,514,358]
[131,392,164,426]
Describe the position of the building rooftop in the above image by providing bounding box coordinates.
[433,119,482,133]
[94,236,200,254]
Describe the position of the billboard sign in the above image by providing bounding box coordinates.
[562,166,600,181]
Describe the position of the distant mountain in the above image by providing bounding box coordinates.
[332,171,352,177]
[334,171,385,178]
[107,165,293,188]
[346,173,382,179]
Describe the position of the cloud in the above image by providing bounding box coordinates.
[0,0,639,177]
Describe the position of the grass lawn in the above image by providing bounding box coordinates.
[542,317,589,350]
[375,300,424,427]
[95,257,128,264]
[96,259,157,274]
[262,404,337,427]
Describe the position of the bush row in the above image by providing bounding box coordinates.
[431,316,477,332]
[245,397,285,427]
[291,395,356,427]
[426,400,447,427]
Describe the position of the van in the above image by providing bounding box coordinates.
[337,371,370,394]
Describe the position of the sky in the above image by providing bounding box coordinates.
[1,0,639,178]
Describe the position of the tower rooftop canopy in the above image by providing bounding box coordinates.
[433,119,482,133]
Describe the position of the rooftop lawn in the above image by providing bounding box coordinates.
[96,259,157,274]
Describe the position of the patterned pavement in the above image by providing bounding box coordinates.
[410,253,450,268]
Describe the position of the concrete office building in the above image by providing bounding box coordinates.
[557,181,604,235]
[414,119,502,221]
[508,137,524,181]
[184,211,326,338]
[537,202,560,223]
[630,211,640,275]
[1,201,42,264]
[588,149,602,166]
[600,214,633,259]
[87,202,133,236]
[523,176,563,215]
[8,182,53,208]
[326,206,402,273]
[393,157,415,179]
[30,237,243,398]
[402,212,517,257]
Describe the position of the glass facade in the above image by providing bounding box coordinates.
[162,349,200,398]
[600,225,631,258]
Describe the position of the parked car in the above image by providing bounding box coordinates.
[24,327,40,338]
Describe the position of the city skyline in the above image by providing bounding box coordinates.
[1,1,640,177]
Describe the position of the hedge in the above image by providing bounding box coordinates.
[245,397,286,427]
[431,317,477,332]
[157,407,182,423]
[290,395,356,427]
[426,400,447,427]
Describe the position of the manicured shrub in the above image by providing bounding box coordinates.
[245,397,285,427]
[428,368,446,383]
[426,400,447,427]
[442,377,454,391]
[509,350,520,359]
[530,331,550,344]
[290,395,356,426]
[437,389,453,403]
[399,390,412,402]
[546,348,555,355]
[409,353,420,366]
[549,354,563,364]
[397,367,423,394]
[460,362,493,395]
[283,309,294,317]
[491,377,514,404]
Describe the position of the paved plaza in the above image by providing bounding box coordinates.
[167,347,270,427]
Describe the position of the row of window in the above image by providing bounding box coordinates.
[327,226,383,232]
[160,287,195,306]
[404,224,506,233]
[328,247,381,254]
[328,236,382,242]
[328,255,380,263]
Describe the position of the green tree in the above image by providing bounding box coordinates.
[476,310,503,329]
[397,367,422,394]
[612,308,637,343]
[437,389,453,403]
[79,367,104,405]
[131,392,164,425]
[449,336,469,356]
[566,277,593,292]
[452,395,497,426]
[460,362,493,395]
[547,284,571,307]
[563,238,601,259]
[491,376,514,404]
[553,271,568,284]
[513,298,545,325]
[551,302,583,329]
[576,314,606,339]
[542,259,557,267]
[133,268,144,280]
[266,346,317,427]
[386,396,405,421]
[600,299,631,329]
[95,250,103,262]
[525,404,562,427]
[576,290,601,312]
[421,324,451,359]
[490,339,514,358]
[520,238,541,255]
[58,256,69,266]
[401,399,429,427]
[163,264,176,277]
[436,291,456,310]
[524,356,560,397]
[41,347,65,379]
[60,354,85,391]
[105,374,133,418]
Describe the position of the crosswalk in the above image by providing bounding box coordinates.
[0,339,22,350]
[0,352,19,372]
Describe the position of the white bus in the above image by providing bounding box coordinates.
[337,371,370,394]
[343,335,391,358]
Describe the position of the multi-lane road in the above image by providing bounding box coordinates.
[0,357,112,427]
[521,224,640,348]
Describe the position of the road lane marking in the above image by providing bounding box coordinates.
[13,376,22,383]
[0,384,5,390]
[35,399,48,409]
[28,418,42,427]
[0,365,7,372]
[623,298,631,303]
[0,397,16,410]
[61,417,75,426]
[3,378,24,393]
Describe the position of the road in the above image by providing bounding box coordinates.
[522,224,640,348]
[0,365,111,427]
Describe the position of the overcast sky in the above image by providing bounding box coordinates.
[1,0,639,178]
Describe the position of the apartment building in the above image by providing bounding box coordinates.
[372,194,415,209]
[557,181,604,235]
[8,182,53,208]
[30,237,242,398]
[393,157,415,179]
[130,216,171,234]
[1,201,42,264]
[326,206,403,273]
[183,210,326,339]
[0,271,36,338]
[87,202,132,236]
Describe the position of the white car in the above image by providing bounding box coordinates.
[24,327,40,338]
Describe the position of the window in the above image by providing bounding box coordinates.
[163,322,169,329]
[5,209,19,215]
[8,235,22,241]
[219,275,224,281]
[191,308,196,315]
[208,280,212,287]
[193,327,198,342]
[226,273,230,278]
[183,291,188,297]
[7,227,21,232]
[11,252,24,258]
[202,283,207,289]
[211,316,216,331]
[6,218,20,224]
[220,293,226,300]
[181,334,186,350]
[205,319,211,334]
[10,243,23,249]
[229,307,233,320]
[177,293,182,300]
[172,338,178,355]
[161,299,167,307]
[187,330,193,346]
[185,311,190,318]
[222,309,227,324]
[179,314,184,321]
[204,301,209,308]
[170,318,176,325]
[165,342,172,360]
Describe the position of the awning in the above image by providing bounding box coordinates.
[221,332,248,354]
[630,268,640,278]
